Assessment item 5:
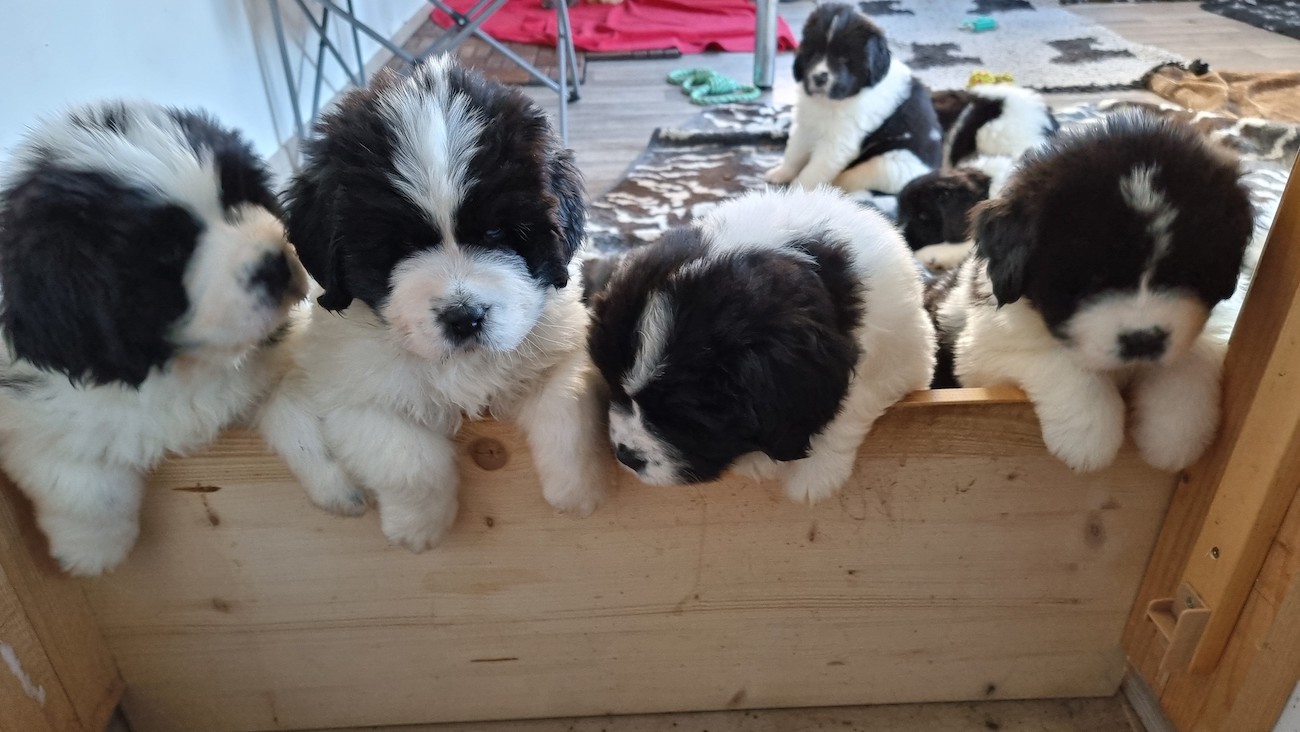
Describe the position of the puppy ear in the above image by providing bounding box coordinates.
[793,51,807,82]
[0,172,192,386]
[284,167,352,310]
[540,146,587,289]
[865,32,891,83]
[973,197,1034,306]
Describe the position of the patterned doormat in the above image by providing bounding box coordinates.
[1201,0,1300,41]
[585,101,1295,257]
[854,0,1183,92]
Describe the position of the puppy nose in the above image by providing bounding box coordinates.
[615,444,647,473]
[811,71,830,87]
[248,252,291,302]
[1118,327,1169,361]
[440,303,487,342]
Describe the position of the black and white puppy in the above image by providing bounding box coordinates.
[765,3,942,195]
[897,84,1057,272]
[261,58,607,551]
[930,111,1253,472]
[896,165,994,273]
[588,188,935,504]
[0,100,307,575]
[941,83,1059,169]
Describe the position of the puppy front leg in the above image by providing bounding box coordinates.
[765,121,813,185]
[258,381,367,516]
[790,146,854,191]
[515,350,609,517]
[783,373,892,505]
[322,407,458,552]
[1131,335,1225,472]
[1008,356,1126,473]
[2,451,143,576]
[832,149,933,195]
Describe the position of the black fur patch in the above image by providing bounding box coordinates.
[846,79,945,173]
[896,167,992,250]
[947,97,1004,167]
[931,89,973,132]
[589,230,864,483]
[284,62,586,312]
[0,165,198,387]
[971,110,1253,335]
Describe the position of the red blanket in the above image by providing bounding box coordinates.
[432,0,798,54]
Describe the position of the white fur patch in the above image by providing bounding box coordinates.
[624,291,672,395]
[608,402,683,485]
[382,246,545,361]
[1064,289,1208,372]
[382,57,486,238]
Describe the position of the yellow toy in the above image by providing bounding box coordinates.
[967,70,1015,88]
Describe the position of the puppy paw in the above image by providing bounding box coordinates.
[1131,374,1221,473]
[44,516,139,576]
[543,468,607,518]
[765,164,797,185]
[783,450,855,505]
[731,452,781,482]
[1038,397,1125,473]
[380,504,457,553]
[303,470,368,517]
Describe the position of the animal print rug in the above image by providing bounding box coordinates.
[853,0,1183,92]
[585,100,1296,259]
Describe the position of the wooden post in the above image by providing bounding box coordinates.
[1125,155,1300,728]
[0,478,123,732]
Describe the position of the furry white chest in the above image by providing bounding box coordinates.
[292,288,587,429]
[0,347,272,468]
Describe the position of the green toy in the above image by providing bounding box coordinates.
[667,68,762,105]
[960,16,998,32]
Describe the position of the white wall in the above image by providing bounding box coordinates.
[1275,682,1300,732]
[0,0,426,176]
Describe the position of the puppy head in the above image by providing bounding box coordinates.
[589,230,862,485]
[0,101,305,387]
[895,168,991,250]
[284,57,585,361]
[794,3,891,100]
[973,110,1253,371]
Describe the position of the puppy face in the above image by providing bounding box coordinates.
[285,57,585,361]
[589,230,862,485]
[974,111,1253,371]
[0,101,305,387]
[793,3,891,100]
[896,168,992,250]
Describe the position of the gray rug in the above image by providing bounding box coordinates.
[1200,0,1300,41]
[856,0,1184,92]
[586,101,1294,260]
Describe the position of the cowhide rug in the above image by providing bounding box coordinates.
[586,100,1295,263]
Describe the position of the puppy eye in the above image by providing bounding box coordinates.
[484,228,504,242]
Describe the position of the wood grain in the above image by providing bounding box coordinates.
[0,480,123,732]
[1122,159,1300,728]
[73,395,1176,732]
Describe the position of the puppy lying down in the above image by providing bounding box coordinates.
[588,188,935,503]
